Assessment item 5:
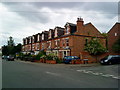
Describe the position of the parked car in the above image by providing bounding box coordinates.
[63,56,80,64]
[2,55,7,59]
[7,55,15,61]
[100,55,120,65]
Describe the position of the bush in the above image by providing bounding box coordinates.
[35,51,46,60]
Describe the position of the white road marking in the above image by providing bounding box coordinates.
[76,69,120,79]
[46,71,60,76]
[91,72,100,75]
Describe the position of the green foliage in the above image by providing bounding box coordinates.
[35,51,46,60]
[84,38,107,55]
[2,36,22,56]
[101,33,108,37]
[53,56,61,63]
[112,38,120,53]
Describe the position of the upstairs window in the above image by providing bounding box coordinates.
[55,29,58,37]
[29,37,31,43]
[37,35,40,42]
[42,34,44,40]
[62,38,65,47]
[66,38,69,46]
[25,39,27,44]
[66,27,70,34]
[57,39,60,47]
[54,40,57,47]
[49,31,52,39]
[65,24,70,34]
[115,33,117,36]
[48,41,51,48]
[32,36,35,43]
[42,43,44,49]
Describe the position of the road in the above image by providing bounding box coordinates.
[2,59,120,89]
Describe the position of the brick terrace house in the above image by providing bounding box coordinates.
[108,22,120,54]
[22,18,106,61]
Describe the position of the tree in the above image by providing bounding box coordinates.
[15,43,22,53]
[8,36,15,46]
[101,33,108,49]
[2,37,22,56]
[84,38,107,62]
[2,45,9,55]
[112,38,120,54]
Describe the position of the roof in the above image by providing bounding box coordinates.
[108,22,120,33]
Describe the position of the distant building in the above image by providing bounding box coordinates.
[108,22,120,54]
[22,18,106,62]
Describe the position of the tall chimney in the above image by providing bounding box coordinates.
[77,17,84,32]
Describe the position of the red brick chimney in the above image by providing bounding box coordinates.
[77,17,84,32]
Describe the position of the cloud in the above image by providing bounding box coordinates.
[0,2,118,47]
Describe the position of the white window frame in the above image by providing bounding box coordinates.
[49,31,52,39]
[115,33,117,36]
[42,43,44,49]
[38,35,40,42]
[48,41,51,49]
[55,28,58,37]
[29,37,31,43]
[42,34,44,40]
[25,39,27,44]
[32,36,34,43]
[66,38,69,47]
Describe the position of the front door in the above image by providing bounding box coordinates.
[63,51,67,58]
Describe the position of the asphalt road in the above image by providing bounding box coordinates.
[2,59,120,89]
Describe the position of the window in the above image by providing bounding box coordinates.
[55,40,57,47]
[47,41,51,49]
[38,35,40,41]
[55,28,58,37]
[62,38,65,47]
[57,39,60,47]
[66,38,69,46]
[49,31,52,39]
[42,34,44,40]
[66,27,69,34]
[42,43,44,49]
[115,33,117,36]
[25,39,27,44]
[85,38,88,46]
[36,43,40,50]
[32,36,34,43]
[32,44,35,50]
[29,37,31,43]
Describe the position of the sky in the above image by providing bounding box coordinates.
[0,0,119,47]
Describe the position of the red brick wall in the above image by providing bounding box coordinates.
[108,23,120,54]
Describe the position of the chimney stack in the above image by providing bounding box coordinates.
[77,17,84,32]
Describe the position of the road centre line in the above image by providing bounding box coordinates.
[46,71,61,76]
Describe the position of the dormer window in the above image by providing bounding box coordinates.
[37,35,40,41]
[65,23,70,35]
[32,36,34,43]
[29,37,31,43]
[49,31,52,39]
[25,39,27,44]
[55,28,58,37]
[42,34,44,40]
[66,26,70,34]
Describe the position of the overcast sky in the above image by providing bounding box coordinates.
[0,0,119,47]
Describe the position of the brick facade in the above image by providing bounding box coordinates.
[22,18,106,60]
[108,23,120,54]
